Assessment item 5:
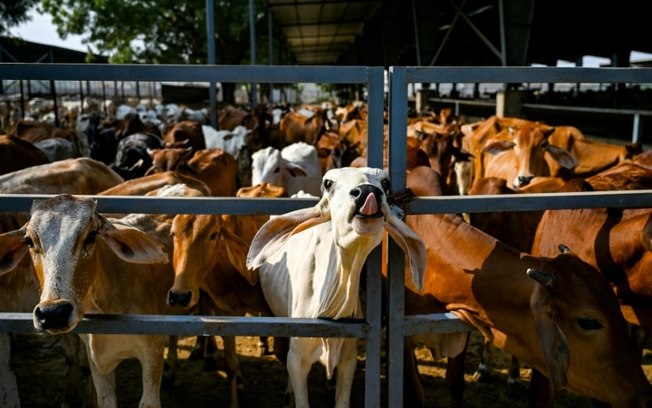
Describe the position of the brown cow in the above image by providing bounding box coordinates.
[532,161,652,351]
[398,165,650,407]
[0,134,49,175]
[482,123,578,189]
[279,109,331,145]
[162,120,207,152]
[0,157,124,194]
[146,148,238,196]
[98,170,211,197]
[167,183,283,406]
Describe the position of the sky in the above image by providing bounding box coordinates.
[9,10,87,52]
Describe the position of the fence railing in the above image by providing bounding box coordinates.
[2,63,652,407]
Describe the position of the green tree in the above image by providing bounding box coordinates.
[40,0,271,64]
[40,0,276,102]
[1,0,39,34]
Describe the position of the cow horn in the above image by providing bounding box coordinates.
[527,268,554,287]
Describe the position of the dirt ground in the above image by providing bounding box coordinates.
[10,330,652,408]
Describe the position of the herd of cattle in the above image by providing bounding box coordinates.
[0,99,652,408]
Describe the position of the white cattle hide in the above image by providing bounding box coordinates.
[251,142,322,197]
[203,125,251,160]
[246,167,426,408]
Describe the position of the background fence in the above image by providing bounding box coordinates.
[2,63,652,407]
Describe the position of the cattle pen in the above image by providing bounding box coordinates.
[1,63,652,407]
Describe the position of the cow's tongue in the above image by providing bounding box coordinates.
[359,192,378,216]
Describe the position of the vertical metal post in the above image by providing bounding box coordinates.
[632,113,641,144]
[411,0,422,66]
[206,0,217,128]
[498,0,507,66]
[49,50,60,127]
[387,66,408,407]
[364,66,385,408]
[79,80,85,114]
[268,8,273,103]
[249,0,258,107]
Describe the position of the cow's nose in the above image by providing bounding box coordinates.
[168,290,192,307]
[34,302,74,330]
[515,175,533,188]
[351,184,383,205]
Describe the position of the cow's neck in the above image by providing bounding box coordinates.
[316,238,374,319]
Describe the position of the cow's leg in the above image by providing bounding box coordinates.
[403,337,425,408]
[137,337,165,408]
[472,338,495,382]
[272,337,293,406]
[222,336,242,408]
[87,359,118,408]
[333,339,357,408]
[444,335,469,408]
[60,333,94,408]
[0,334,20,408]
[162,335,178,388]
[506,355,521,396]
[528,368,553,408]
[258,336,271,356]
[286,338,314,408]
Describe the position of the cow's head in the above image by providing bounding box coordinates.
[168,213,253,309]
[246,167,426,291]
[483,125,578,189]
[528,247,650,406]
[0,195,167,334]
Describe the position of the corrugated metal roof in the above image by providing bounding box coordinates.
[267,0,381,65]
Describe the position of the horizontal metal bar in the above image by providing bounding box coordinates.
[0,63,371,84]
[0,195,318,215]
[406,190,652,214]
[403,313,474,336]
[407,66,652,84]
[1,190,650,215]
[0,313,369,338]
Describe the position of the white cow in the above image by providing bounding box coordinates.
[251,142,322,197]
[246,167,426,408]
[203,125,251,160]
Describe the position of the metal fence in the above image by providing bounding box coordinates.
[2,63,652,407]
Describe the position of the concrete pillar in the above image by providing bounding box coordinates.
[496,89,524,118]
[416,89,432,113]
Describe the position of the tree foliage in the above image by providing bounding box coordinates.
[40,0,269,65]
[0,0,39,34]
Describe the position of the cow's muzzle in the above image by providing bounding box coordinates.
[33,300,75,333]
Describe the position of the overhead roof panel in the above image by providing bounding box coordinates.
[267,0,382,65]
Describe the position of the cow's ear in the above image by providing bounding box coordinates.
[482,140,515,155]
[246,204,327,270]
[0,227,30,275]
[285,162,308,177]
[384,213,427,292]
[528,267,570,391]
[544,144,578,170]
[221,226,258,285]
[99,220,168,264]
[642,215,652,253]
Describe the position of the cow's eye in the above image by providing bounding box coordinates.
[577,317,603,331]
[381,178,391,193]
[24,237,34,248]
[540,140,549,148]
[209,231,219,240]
[274,167,280,174]
[84,230,98,245]
[323,179,333,191]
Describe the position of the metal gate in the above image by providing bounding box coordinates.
[1,63,652,407]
